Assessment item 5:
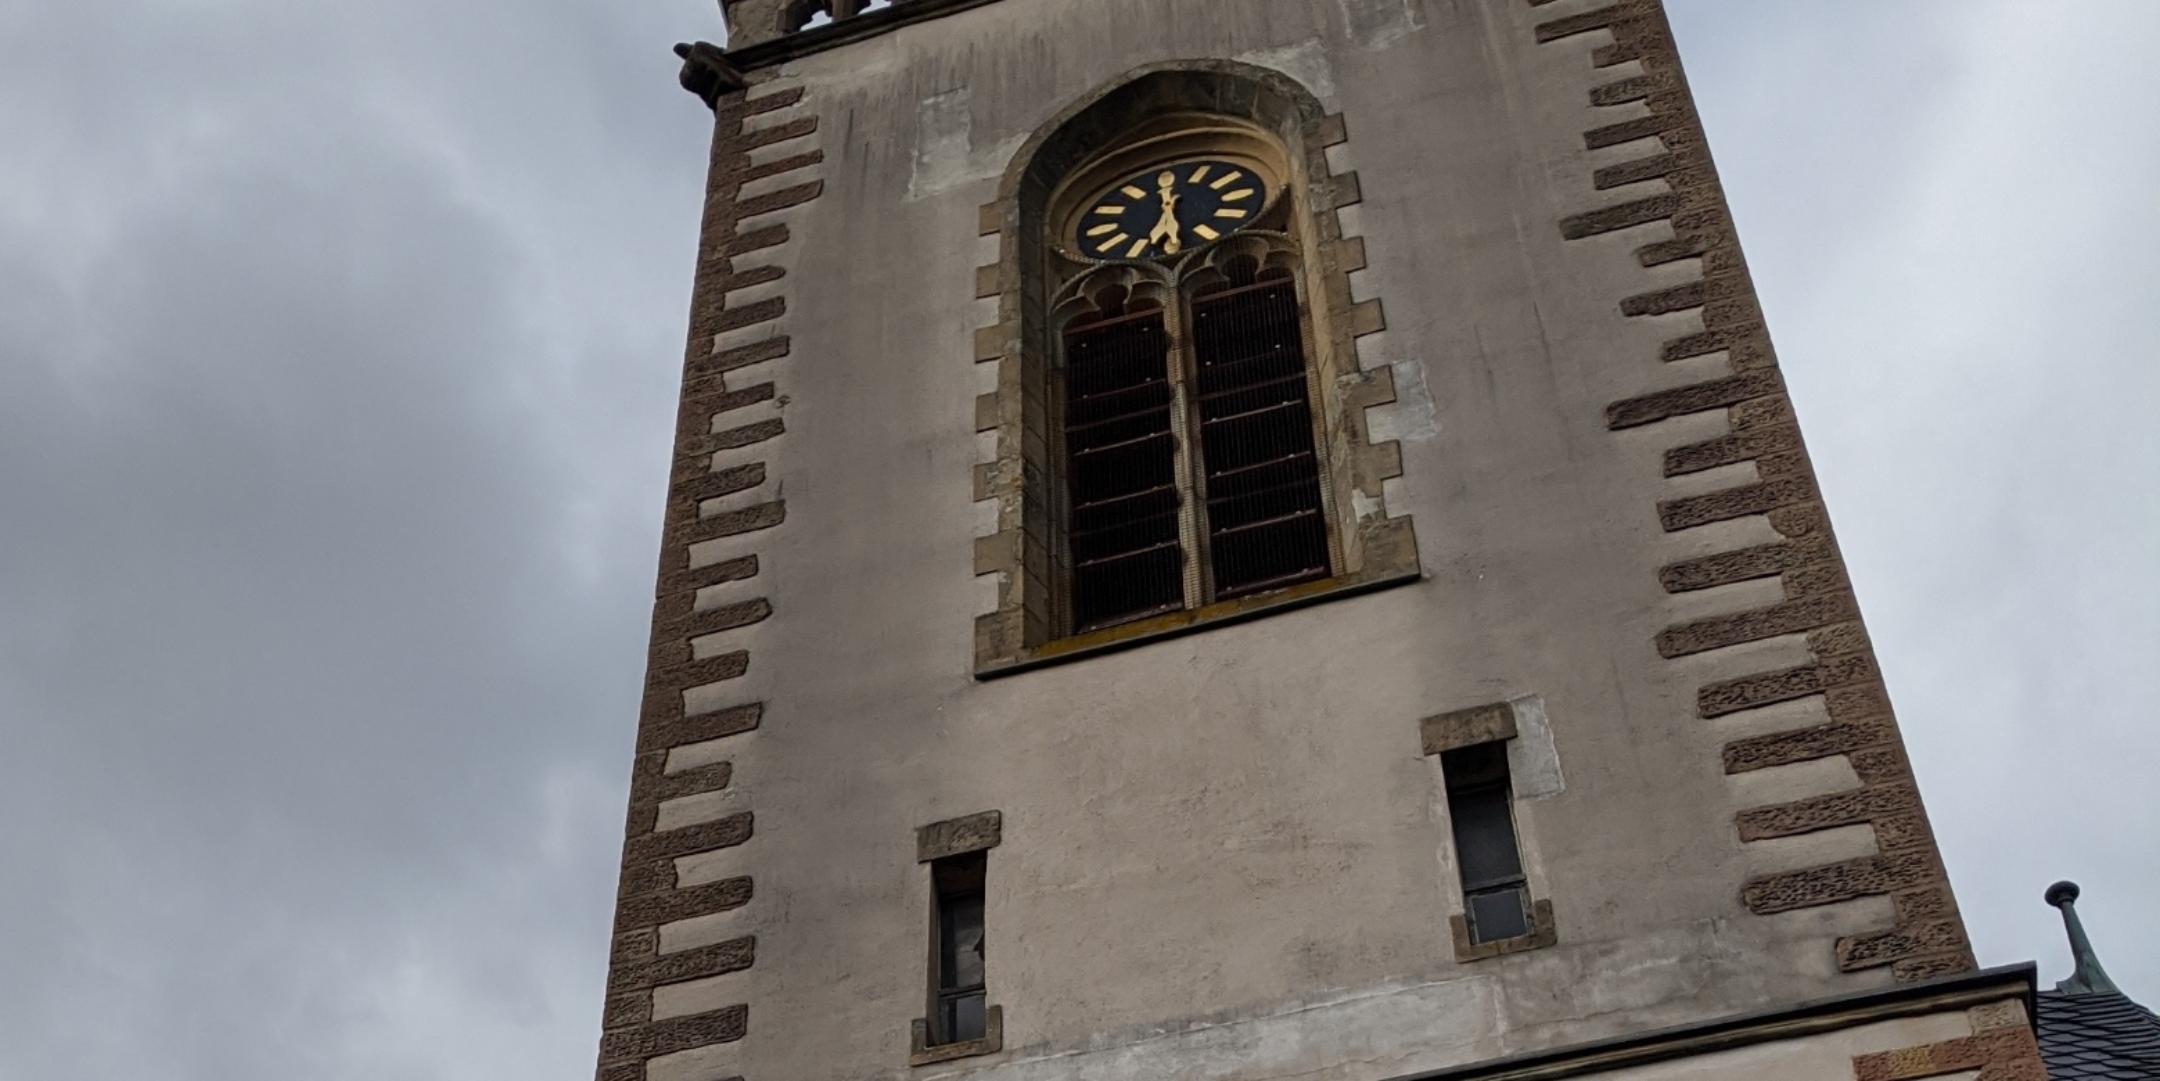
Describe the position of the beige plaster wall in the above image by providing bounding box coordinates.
[1572,1009,1978,1081]
[666,1,1921,1078]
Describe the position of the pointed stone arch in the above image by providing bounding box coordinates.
[971,61,1419,675]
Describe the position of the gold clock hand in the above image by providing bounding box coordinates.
[1148,170,1182,255]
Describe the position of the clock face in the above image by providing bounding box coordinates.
[1074,159,1266,261]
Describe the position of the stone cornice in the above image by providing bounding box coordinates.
[723,0,1007,70]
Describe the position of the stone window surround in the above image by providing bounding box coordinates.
[973,61,1420,679]
[1049,145,1338,627]
[911,811,1004,1067]
[1421,701,1560,963]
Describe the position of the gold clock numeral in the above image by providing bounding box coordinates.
[1210,170,1243,190]
[1126,238,1150,259]
[1213,208,1248,220]
[1221,188,1255,202]
[1086,223,1120,237]
[1092,205,1124,216]
[1193,224,1221,241]
[1120,184,1147,199]
[1096,232,1130,254]
[1189,164,1212,184]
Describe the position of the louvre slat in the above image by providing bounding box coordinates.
[1062,307,1185,631]
[1189,273,1331,600]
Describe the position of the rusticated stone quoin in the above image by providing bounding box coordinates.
[624,758,734,836]
[1535,0,1971,983]
[1894,885,1961,925]
[708,420,784,457]
[1606,371,1781,430]
[1637,235,1708,267]
[656,554,759,600]
[1735,785,1917,842]
[614,936,757,992]
[1663,403,1802,476]
[1659,475,1818,532]
[1697,653,1877,719]
[599,1004,749,1060]
[1722,717,1892,776]
[1836,920,1968,974]
[1589,74,1652,105]
[682,463,768,505]
[1661,540,1802,593]
[649,651,750,690]
[1559,193,1678,238]
[686,501,786,544]
[1594,154,1678,190]
[613,875,753,934]
[595,73,824,1081]
[1656,592,1859,658]
[1742,852,1937,915]
[1852,1021,2050,1081]
[1534,5,1622,44]
[1889,952,1989,985]
[679,598,773,639]
[710,336,790,373]
[637,702,762,754]
[627,812,754,863]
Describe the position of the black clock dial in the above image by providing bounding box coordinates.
[1074,159,1266,261]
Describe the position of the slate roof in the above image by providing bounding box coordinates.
[2033,881,2159,1080]
[2035,990,2160,1080]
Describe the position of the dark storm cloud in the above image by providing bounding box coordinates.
[1,1,711,1076]
[1,2,2154,1079]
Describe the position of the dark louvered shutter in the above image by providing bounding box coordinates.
[1188,272,1331,598]
[1061,307,1185,630]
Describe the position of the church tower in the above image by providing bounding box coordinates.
[595,3,2052,1079]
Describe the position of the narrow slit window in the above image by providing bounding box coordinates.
[930,851,988,1045]
[1442,742,1531,945]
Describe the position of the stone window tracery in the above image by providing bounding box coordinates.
[1049,220,1340,631]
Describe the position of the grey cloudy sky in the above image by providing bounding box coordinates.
[0,2,2152,1078]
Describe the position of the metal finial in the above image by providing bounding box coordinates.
[2046,880,2121,996]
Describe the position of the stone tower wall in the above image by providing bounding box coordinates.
[594,3,1975,1080]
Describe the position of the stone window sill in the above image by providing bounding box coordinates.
[974,566,1421,680]
[1451,899,1559,963]
[910,1007,1003,1067]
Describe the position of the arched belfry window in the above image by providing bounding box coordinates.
[974,65,1420,675]
[1047,126,1337,630]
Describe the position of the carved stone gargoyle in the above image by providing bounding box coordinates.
[674,41,746,109]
